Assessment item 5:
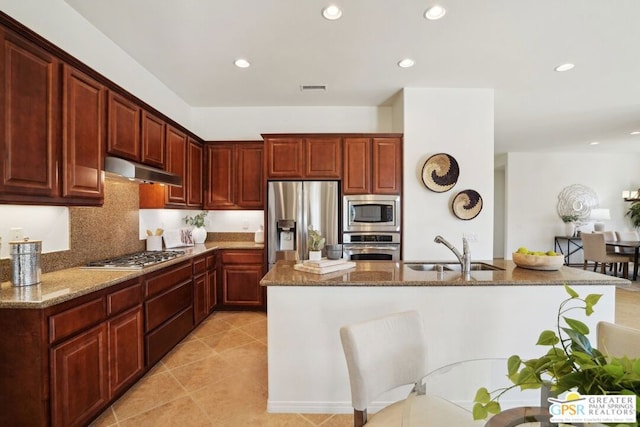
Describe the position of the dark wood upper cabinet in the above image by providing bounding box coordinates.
[187,138,203,207]
[62,64,105,200]
[165,125,187,206]
[141,110,165,168]
[236,144,264,208]
[0,27,60,198]
[204,142,263,210]
[107,91,140,162]
[264,135,340,179]
[304,136,341,178]
[343,137,371,194]
[343,136,402,195]
[372,137,402,194]
[205,144,234,209]
[264,136,303,178]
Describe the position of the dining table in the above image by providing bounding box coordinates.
[402,358,551,427]
[606,240,640,280]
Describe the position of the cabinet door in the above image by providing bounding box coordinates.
[206,254,217,312]
[205,144,234,209]
[222,264,264,307]
[107,91,140,161]
[165,125,187,205]
[372,137,402,194]
[0,28,60,197]
[265,137,303,178]
[108,306,144,397]
[193,273,208,325]
[342,137,371,194]
[236,144,263,208]
[62,65,104,200]
[304,136,341,178]
[141,110,165,168]
[187,138,203,207]
[51,324,108,427]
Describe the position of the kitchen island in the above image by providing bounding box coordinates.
[261,260,628,414]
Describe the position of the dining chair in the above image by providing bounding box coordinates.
[581,232,629,278]
[597,321,640,358]
[339,310,428,427]
[615,230,640,255]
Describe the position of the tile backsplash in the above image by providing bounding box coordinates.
[1,177,144,282]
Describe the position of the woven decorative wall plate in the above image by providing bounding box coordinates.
[452,189,483,220]
[421,153,459,193]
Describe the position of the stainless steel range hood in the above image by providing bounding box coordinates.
[104,156,182,186]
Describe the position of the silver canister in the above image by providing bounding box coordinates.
[10,238,42,287]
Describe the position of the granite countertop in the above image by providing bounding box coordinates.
[0,241,263,309]
[260,259,631,287]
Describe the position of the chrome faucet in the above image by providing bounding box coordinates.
[434,235,471,278]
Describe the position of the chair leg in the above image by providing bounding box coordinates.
[600,263,606,274]
[583,261,587,271]
[354,409,366,427]
[623,262,629,279]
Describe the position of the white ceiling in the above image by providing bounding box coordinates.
[63,0,640,154]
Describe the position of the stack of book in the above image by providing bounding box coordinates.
[293,258,356,274]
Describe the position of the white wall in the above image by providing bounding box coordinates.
[402,88,495,261]
[139,209,264,239]
[504,152,640,259]
[190,106,392,140]
[0,206,69,258]
[0,0,193,130]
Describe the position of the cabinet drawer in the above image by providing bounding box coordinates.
[220,251,262,265]
[107,281,142,316]
[144,261,192,297]
[49,298,106,344]
[193,256,206,275]
[145,306,194,366]
[145,280,192,332]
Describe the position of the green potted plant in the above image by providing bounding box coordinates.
[561,214,580,237]
[473,285,640,426]
[626,199,640,229]
[307,225,325,261]
[183,211,208,244]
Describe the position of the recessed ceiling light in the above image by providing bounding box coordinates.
[554,63,575,72]
[397,58,415,68]
[424,5,446,20]
[322,5,342,20]
[234,59,250,68]
[631,131,640,135]
[589,141,600,146]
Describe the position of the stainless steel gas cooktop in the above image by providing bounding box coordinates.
[83,251,185,270]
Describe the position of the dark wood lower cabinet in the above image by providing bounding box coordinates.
[0,249,262,426]
[51,324,108,427]
[220,249,265,309]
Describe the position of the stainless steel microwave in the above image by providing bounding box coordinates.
[343,195,401,233]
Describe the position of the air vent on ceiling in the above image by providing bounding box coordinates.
[300,85,327,92]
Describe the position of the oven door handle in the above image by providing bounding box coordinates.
[344,245,399,251]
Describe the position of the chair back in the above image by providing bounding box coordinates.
[597,321,640,359]
[340,310,427,411]
[581,232,607,261]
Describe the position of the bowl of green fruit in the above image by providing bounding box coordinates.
[512,247,564,271]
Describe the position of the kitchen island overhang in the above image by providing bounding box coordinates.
[261,260,628,414]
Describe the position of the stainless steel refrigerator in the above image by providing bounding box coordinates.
[267,181,339,269]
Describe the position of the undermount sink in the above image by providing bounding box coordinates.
[406,262,504,272]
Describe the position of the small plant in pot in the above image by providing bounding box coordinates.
[307,225,325,261]
[183,211,208,244]
[473,284,640,426]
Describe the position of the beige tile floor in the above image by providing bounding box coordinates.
[90,310,352,427]
[91,287,640,427]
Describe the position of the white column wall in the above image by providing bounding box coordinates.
[402,88,495,261]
